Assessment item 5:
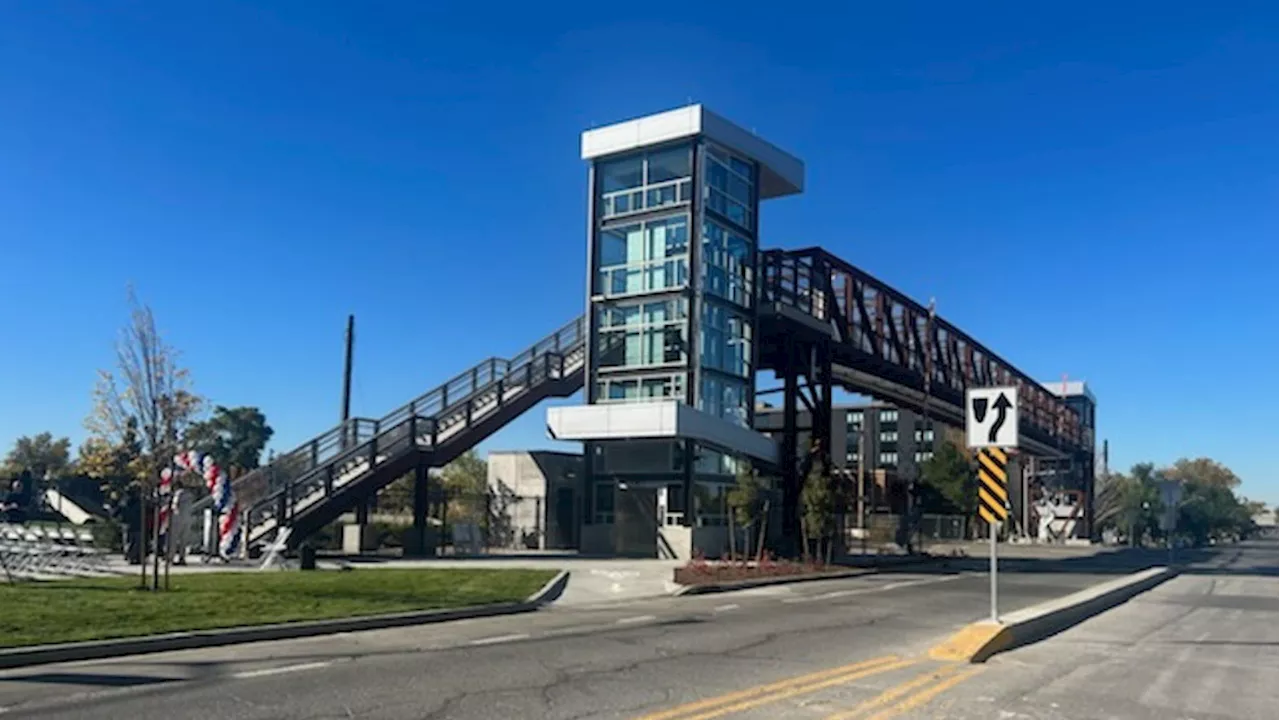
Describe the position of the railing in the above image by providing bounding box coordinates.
[235,318,586,542]
[761,248,1091,452]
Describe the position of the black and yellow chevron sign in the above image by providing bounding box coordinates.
[977,447,1009,526]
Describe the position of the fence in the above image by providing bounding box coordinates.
[368,489,555,555]
[854,512,970,550]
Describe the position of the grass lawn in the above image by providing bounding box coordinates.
[0,568,556,648]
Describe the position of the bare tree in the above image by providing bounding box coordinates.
[85,289,202,590]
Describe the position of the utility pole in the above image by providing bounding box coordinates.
[341,314,355,425]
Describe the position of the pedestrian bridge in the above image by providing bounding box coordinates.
[214,242,1090,553]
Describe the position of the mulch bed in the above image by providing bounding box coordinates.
[673,560,851,586]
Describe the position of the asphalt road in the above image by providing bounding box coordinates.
[908,537,1279,720]
[0,546,1232,719]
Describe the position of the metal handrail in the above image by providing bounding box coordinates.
[235,320,585,539]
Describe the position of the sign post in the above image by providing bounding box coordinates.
[966,386,1019,623]
[1157,479,1182,567]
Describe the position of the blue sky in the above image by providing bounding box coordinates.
[1,2,1274,503]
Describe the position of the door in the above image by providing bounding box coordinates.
[614,486,659,558]
[552,487,576,549]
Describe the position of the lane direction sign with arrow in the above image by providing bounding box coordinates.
[966,386,1019,449]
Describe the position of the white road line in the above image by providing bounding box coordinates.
[781,574,963,604]
[232,661,332,679]
[616,614,658,625]
[714,603,740,612]
[469,633,530,646]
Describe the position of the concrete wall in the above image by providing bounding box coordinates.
[487,450,584,550]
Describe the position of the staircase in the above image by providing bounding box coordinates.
[222,318,585,551]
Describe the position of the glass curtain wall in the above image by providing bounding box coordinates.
[592,143,694,406]
[697,141,758,428]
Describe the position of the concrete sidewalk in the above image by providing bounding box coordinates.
[98,554,685,606]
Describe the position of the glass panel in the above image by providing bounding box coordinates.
[598,224,643,268]
[701,219,754,307]
[698,375,749,427]
[699,302,753,378]
[647,145,691,183]
[600,155,643,193]
[595,297,688,370]
[596,215,690,297]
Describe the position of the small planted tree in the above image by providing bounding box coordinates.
[86,290,202,590]
[727,466,765,561]
[801,464,836,564]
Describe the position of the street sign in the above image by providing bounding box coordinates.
[966,386,1019,449]
[976,447,1010,526]
[974,446,1010,622]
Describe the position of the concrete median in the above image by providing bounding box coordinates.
[929,566,1177,663]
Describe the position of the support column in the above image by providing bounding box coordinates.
[780,340,801,556]
[406,462,433,557]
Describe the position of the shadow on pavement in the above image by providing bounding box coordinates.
[872,546,1219,577]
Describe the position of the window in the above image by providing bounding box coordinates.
[914,451,934,464]
[879,409,898,424]
[600,156,642,194]
[698,375,750,428]
[659,484,686,526]
[693,481,729,527]
[699,302,753,378]
[914,429,935,443]
[701,220,754,307]
[596,216,690,297]
[847,413,863,429]
[593,481,614,524]
[878,452,898,468]
[703,143,755,231]
[599,145,694,219]
[595,373,685,405]
[879,430,898,443]
[596,298,688,370]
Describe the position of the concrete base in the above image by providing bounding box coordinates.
[402,527,438,558]
[341,524,377,554]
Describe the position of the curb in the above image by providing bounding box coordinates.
[929,565,1177,664]
[0,571,573,671]
[526,569,570,604]
[673,554,943,597]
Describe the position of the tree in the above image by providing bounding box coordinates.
[1112,463,1163,545]
[77,418,143,506]
[801,464,835,563]
[184,406,274,478]
[919,439,975,520]
[1162,457,1241,489]
[440,450,488,525]
[2,432,72,479]
[84,290,202,589]
[727,466,766,560]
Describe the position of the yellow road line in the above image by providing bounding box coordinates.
[631,655,908,720]
[863,665,983,720]
[823,663,965,720]
[679,658,920,720]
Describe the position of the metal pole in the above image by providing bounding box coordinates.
[990,520,998,622]
[341,314,355,423]
[910,299,936,554]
